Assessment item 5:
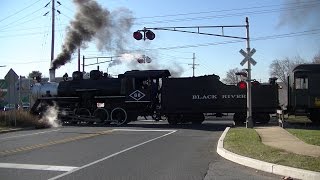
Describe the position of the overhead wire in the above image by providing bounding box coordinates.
[0,1,317,39]
[0,6,47,31]
[135,0,319,20]
[2,28,318,64]
[140,28,320,51]
[136,2,320,25]
[0,0,43,23]
[1,0,318,65]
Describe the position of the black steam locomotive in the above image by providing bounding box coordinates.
[30,69,279,125]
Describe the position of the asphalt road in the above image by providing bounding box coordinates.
[0,118,280,180]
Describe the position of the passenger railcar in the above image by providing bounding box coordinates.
[287,64,320,123]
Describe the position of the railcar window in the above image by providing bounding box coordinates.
[295,77,308,89]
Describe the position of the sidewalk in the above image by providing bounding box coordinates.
[216,126,320,180]
[255,126,320,157]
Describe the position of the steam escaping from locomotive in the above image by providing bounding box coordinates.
[51,0,133,70]
[38,104,60,128]
[110,53,184,77]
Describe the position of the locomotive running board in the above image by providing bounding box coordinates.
[39,97,80,100]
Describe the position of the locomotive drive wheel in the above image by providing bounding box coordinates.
[76,108,91,124]
[111,107,128,126]
[93,108,109,124]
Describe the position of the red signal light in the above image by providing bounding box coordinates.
[133,31,142,40]
[145,30,155,40]
[238,81,247,89]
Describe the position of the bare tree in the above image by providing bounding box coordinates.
[269,56,306,86]
[222,68,242,85]
[28,71,42,79]
[312,51,320,64]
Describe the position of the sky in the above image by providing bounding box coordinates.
[0,0,319,82]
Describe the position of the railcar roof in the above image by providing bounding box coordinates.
[120,70,171,78]
[293,64,320,73]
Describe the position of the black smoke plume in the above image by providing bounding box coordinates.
[51,0,133,69]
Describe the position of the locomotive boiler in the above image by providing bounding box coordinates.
[31,69,279,125]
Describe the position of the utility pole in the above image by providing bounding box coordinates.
[188,53,199,77]
[51,0,55,66]
[78,48,81,71]
[245,17,253,128]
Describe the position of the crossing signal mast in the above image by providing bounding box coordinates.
[134,17,256,128]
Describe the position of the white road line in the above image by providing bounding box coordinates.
[0,163,78,172]
[113,128,176,132]
[0,129,61,140]
[49,130,177,180]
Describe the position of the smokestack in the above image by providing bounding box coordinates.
[49,68,55,82]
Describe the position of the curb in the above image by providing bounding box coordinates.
[217,127,320,180]
[0,128,24,134]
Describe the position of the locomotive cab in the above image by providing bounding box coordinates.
[121,70,171,119]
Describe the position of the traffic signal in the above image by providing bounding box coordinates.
[238,81,247,89]
[133,31,143,40]
[145,30,155,40]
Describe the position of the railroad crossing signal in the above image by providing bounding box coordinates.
[133,30,155,41]
[240,48,257,66]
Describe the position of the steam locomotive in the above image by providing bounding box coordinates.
[30,69,279,125]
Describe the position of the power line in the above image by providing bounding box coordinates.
[141,28,320,51]
[60,3,74,14]
[0,6,46,30]
[135,0,319,20]
[136,2,320,25]
[1,1,318,37]
[0,0,42,23]
[0,29,66,38]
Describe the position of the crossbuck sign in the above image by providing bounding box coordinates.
[240,48,257,66]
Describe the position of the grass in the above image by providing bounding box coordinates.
[285,115,312,124]
[287,128,320,146]
[224,127,320,172]
[0,110,49,128]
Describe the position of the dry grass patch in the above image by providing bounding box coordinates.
[0,110,50,128]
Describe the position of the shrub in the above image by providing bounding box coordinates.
[0,110,50,128]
